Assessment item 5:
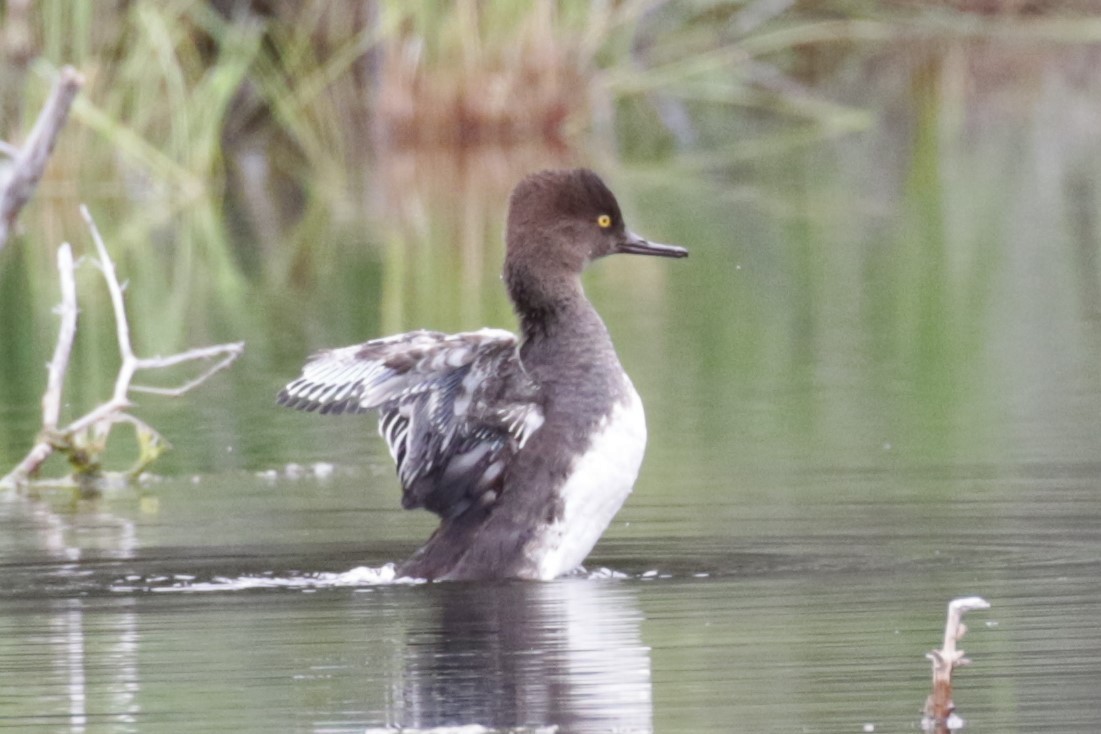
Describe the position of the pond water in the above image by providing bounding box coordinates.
[4,37,1101,733]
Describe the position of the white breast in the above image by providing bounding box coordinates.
[531,386,647,580]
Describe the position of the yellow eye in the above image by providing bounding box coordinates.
[597,214,612,228]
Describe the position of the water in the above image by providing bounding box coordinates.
[3,462,1100,731]
[5,35,1101,734]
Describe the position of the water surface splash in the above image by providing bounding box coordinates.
[110,563,423,593]
[108,565,676,593]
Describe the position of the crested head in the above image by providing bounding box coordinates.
[503,169,687,316]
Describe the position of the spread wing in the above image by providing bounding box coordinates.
[277,328,544,518]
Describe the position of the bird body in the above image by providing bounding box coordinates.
[279,168,686,580]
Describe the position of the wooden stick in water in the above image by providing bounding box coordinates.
[923,596,991,734]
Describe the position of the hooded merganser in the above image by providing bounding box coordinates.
[278,168,687,580]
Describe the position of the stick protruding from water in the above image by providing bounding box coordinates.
[922,596,991,734]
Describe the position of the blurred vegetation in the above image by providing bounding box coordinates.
[2,0,1101,481]
[4,0,1098,237]
[0,0,903,224]
[1,1,1098,235]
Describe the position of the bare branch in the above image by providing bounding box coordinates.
[131,345,245,396]
[0,441,53,490]
[132,342,247,371]
[80,204,136,395]
[42,243,78,430]
[2,209,245,491]
[0,66,84,250]
[0,242,80,489]
[62,397,134,437]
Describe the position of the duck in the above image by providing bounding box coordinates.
[277,168,687,580]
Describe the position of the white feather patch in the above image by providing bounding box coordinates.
[531,385,647,580]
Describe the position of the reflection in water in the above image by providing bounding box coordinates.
[2,486,650,732]
[61,600,86,732]
[51,597,140,733]
[394,580,651,732]
[7,575,653,732]
[0,495,142,731]
[4,472,1101,731]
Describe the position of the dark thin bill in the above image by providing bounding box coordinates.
[618,232,688,258]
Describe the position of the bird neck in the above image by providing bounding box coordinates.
[505,253,583,327]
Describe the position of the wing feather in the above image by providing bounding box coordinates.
[277,328,543,518]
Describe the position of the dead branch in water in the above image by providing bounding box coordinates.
[0,207,244,493]
[0,65,83,250]
[922,596,991,734]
